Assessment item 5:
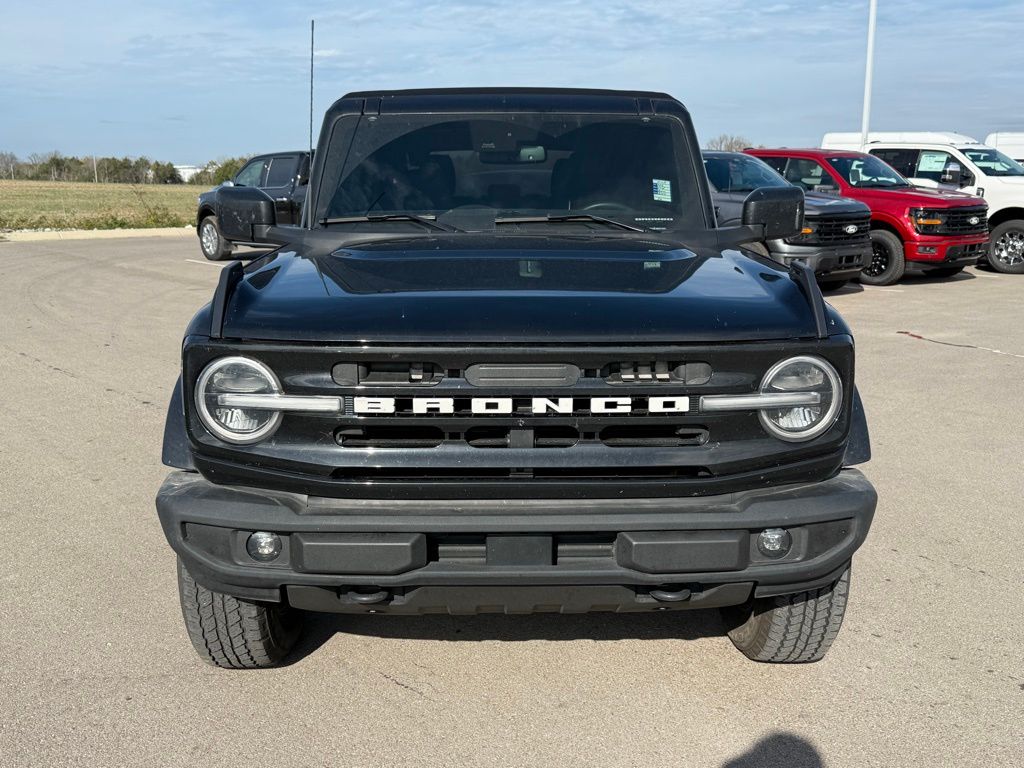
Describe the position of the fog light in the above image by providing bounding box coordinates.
[757,528,791,558]
[917,246,937,254]
[246,531,282,562]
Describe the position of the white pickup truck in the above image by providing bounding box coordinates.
[822,131,1024,273]
[985,133,1024,163]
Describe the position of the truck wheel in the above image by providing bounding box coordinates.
[817,278,848,292]
[861,231,905,286]
[177,558,301,669]
[988,220,1024,274]
[722,567,850,663]
[199,216,232,261]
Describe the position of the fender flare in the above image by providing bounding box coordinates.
[161,376,195,470]
[843,387,871,466]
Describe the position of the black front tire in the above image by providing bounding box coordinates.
[178,558,302,669]
[861,230,906,286]
[988,220,1024,274]
[199,215,232,261]
[722,568,851,663]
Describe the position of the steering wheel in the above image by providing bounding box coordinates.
[580,202,632,213]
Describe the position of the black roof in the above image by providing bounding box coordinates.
[343,87,673,99]
[326,87,684,118]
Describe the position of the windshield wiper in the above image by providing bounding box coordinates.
[319,214,458,232]
[494,213,644,232]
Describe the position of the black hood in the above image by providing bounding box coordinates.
[802,191,869,218]
[220,235,826,343]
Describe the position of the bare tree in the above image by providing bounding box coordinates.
[705,134,756,152]
[0,151,17,179]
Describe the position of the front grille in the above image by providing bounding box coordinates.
[185,340,855,499]
[936,206,988,235]
[334,423,709,449]
[800,213,871,245]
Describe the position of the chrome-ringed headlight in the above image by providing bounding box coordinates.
[758,355,843,442]
[195,356,283,445]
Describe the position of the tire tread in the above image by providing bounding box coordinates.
[177,558,299,669]
[726,568,850,663]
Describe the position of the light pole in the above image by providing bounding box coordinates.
[860,0,878,148]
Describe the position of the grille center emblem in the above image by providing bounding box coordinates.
[968,216,980,225]
[844,224,859,234]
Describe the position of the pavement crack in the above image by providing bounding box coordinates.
[898,331,1024,360]
[377,671,434,701]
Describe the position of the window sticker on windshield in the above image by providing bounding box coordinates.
[652,179,672,202]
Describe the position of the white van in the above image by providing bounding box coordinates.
[985,133,1024,163]
[821,131,1024,273]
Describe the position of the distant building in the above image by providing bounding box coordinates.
[174,164,202,182]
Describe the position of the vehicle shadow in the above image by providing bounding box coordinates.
[899,269,977,285]
[722,732,825,768]
[822,281,864,296]
[284,608,729,664]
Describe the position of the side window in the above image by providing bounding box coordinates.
[759,156,787,174]
[264,156,298,188]
[234,159,266,187]
[914,150,956,183]
[870,149,918,178]
[782,159,836,192]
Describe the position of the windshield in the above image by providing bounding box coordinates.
[827,155,910,188]
[315,113,703,231]
[962,147,1024,177]
[703,153,788,193]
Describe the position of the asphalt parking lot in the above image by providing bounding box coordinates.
[0,236,1021,767]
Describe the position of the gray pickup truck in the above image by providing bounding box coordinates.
[704,151,871,290]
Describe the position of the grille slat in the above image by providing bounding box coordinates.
[802,213,871,245]
[934,206,988,235]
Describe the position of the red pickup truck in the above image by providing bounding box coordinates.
[747,149,989,285]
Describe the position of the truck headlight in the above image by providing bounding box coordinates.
[195,357,283,444]
[758,356,842,441]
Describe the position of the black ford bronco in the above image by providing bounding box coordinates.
[157,88,876,668]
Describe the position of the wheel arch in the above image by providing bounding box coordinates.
[988,207,1024,230]
[196,206,216,230]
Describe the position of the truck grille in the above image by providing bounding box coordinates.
[185,340,854,499]
[936,206,988,235]
[800,213,871,245]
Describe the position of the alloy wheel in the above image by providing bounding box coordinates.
[864,241,890,277]
[993,229,1024,267]
[201,222,218,256]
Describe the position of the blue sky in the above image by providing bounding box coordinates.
[2,0,1022,164]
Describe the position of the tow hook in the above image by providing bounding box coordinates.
[346,588,390,605]
[649,586,692,603]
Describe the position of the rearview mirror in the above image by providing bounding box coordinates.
[216,187,277,244]
[742,186,804,241]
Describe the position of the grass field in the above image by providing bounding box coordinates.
[0,180,198,230]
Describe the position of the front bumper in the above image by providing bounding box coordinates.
[156,469,877,614]
[905,235,989,265]
[767,240,871,282]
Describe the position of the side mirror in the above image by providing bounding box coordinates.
[940,163,966,186]
[742,186,804,241]
[216,187,277,243]
[220,180,235,188]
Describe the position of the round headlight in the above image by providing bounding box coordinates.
[758,356,842,441]
[195,357,282,444]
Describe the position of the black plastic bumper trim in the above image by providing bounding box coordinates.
[156,469,876,604]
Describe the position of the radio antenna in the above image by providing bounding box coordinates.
[309,19,315,158]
